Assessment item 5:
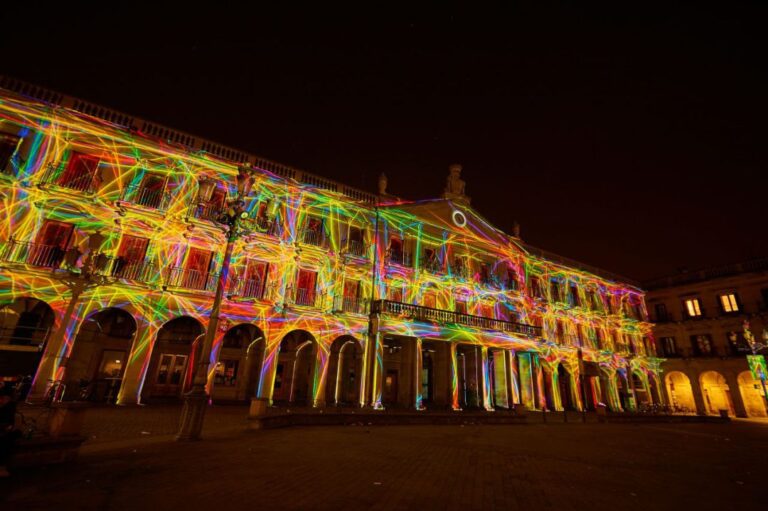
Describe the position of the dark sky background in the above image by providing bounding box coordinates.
[2,4,767,282]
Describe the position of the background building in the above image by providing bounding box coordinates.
[645,260,768,417]
[0,76,657,414]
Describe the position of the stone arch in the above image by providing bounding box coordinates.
[599,368,621,412]
[0,297,56,389]
[648,371,664,405]
[324,335,363,407]
[212,323,266,402]
[65,307,137,402]
[141,316,204,401]
[699,371,735,416]
[665,371,695,413]
[737,371,767,418]
[272,330,318,406]
[632,370,652,407]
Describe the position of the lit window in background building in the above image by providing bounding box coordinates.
[719,293,739,313]
[685,298,702,317]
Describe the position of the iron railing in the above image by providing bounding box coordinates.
[228,277,266,299]
[420,256,443,274]
[38,162,97,193]
[294,288,318,307]
[120,183,168,210]
[388,250,413,267]
[300,229,325,247]
[92,256,158,284]
[334,295,367,314]
[346,239,367,258]
[1,239,68,269]
[371,300,541,337]
[163,267,218,292]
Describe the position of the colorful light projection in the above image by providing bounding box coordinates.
[0,88,660,411]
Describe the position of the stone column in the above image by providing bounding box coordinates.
[480,346,494,411]
[504,350,516,408]
[256,339,282,405]
[449,343,460,410]
[413,337,424,410]
[116,324,155,405]
[724,371,748,418]
[312,342,330,408]
[688,370,708,415]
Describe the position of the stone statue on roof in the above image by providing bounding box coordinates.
[443,164,470,204]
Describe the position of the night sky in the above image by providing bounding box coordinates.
[2,4,766,282]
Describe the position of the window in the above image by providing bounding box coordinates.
[454,300,468,315]
[0,133,21,174]
[214,359,239,387]
[135,174,166,209]
[345,226,366,257]
[684,298,703,318]
[32,220,74,268]
[422,246,440,273]
[113,235,149,278]
[97,350,126,379]
[691,334,713,356]
[242,260,268,299]
[477,262,492,285]
[719,293,739,313]
[550,279,561,302]
[568,284,580,307]
[389,238,411,266]
[295,269,317,306]
[388,285,403,303]
[654,303,668,322]
[529,276,543,299]
[452,255,469,279]
[660,337,677,357]
[423,291,437,309]
[477,303,493,319]
[58,152,100,192]
[342,279,361,313]
[194,180,226,222]
[302,216,324,246]
[182,248,213,290]
[504,266,518,290]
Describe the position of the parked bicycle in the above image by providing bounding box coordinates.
[43,379,66,405]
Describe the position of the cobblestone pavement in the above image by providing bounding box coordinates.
[2,410,767,511]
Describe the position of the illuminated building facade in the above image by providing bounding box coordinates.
[0,77,659,413]
[645,261,768,417]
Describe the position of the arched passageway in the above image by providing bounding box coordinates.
[0,298,55,389]
[737,371,767,418]
[66,308,137,402]
[273,330,317,406]
[665,371,696,413]
[212,323,265,402]
[325,336,363,406]
[142,316,204,401]
[456,344,483,409]
[557,363,576,411]
[633,371,652,407]
[700,371,735,416]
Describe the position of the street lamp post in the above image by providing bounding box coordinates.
[741,320,768,413]
[176,165,255,441]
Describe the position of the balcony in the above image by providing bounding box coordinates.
[118,183,169,211]
[372,300,541,337]
[334,295,367,314]
[163,267,218,292]
[388,250,413,267]
[294,288,318,307]
[228,277,266,300]
[93,256,158,284]
[39,162,97,193]
[1,240,68,269]
[190,200,223,223]
[420,256,443,274]
[345,239,368,258]
[300,229,325,247]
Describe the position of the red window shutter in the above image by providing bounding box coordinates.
[38,220,74,248]
[117,235,149,262]
[343,280,359,299]
[61,152,99,186]
[186,248,212,274]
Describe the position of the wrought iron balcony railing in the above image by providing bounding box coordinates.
[294,288,318,307]
[420,256,443,274]
[228,277,266,300]
[163,267,218,292]
[92,256,158,284]
[39,162,97,193]
[1,239,68,269]
[333,295,367,314]
[119,183,168,211]
[388,250,413,267]
[300,229,325,247]
[0,325,51,347]
[371,300,541,337]
[190,200,223,222]
[345,239,368,258]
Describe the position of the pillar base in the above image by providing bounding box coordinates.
[176,388,209,441]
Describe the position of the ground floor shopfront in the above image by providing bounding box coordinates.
[0,280,662,415]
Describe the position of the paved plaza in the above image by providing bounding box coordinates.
[2,406,767,510]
